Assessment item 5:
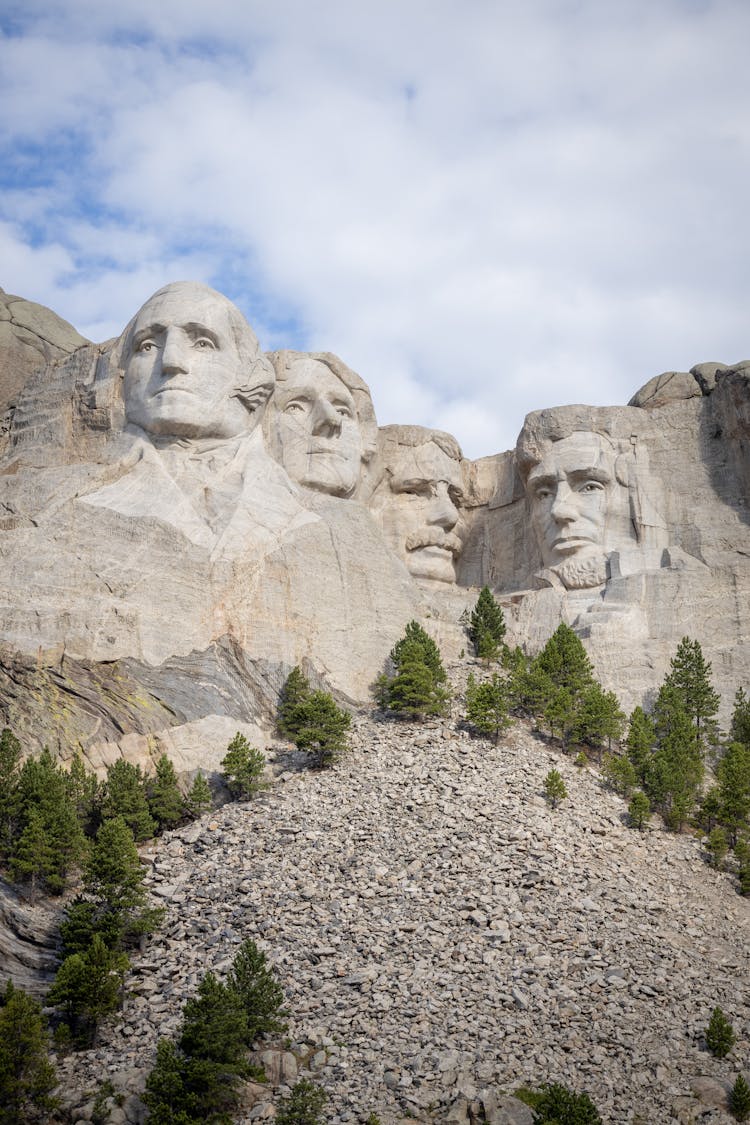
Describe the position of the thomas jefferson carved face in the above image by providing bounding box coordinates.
[373,437,465,583]
[526,431,629,586]
[123,283,265,441]
[273,357,365,497]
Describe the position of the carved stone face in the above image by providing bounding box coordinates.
[526,432,626,572]
[377,440,465,583]
[123,284,256,440]
[273,357,364,496]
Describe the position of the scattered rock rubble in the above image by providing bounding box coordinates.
[54,671,749,1124]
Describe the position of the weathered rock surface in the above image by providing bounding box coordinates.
[0,288,88,417]
[53,669,749,1124]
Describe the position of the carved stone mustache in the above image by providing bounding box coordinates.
[405,529,463,555]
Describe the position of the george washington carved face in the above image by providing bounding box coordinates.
[123,282,271,441]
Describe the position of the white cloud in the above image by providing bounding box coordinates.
[1,0,750,456]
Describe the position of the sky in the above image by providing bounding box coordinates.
[2,0,750,459]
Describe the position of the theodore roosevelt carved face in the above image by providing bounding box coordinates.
[266,351,377,498]
[122,282,272,441]
[370,426,465,583]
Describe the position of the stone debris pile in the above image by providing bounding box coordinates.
[56,685,749,1124]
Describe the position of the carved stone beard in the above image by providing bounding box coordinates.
[550,552,608,590]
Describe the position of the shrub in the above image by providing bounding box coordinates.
[730,1074,750,1122]
[221,734,267,799]
[276,1079,328,1125]
[522,1082,602,1124]
[226,938,287,1044]
[0,980,58,1123]
[705,1006,735,1058]
[627,791,651,831]
[544,769,567,809]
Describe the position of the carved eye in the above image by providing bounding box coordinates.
[284,401,307,415]
[336,406,353,419]
[194,337,215,350]
[579,481,604,493]
[137,339,156,353]
[534,487,552,500]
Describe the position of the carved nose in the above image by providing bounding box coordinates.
[311,398,342,437]
[428,482,459,530]
[550,483,577,522]
[160,330,190,376]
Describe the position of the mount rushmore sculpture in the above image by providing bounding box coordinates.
[0,280,749,772]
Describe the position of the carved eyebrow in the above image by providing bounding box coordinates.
[180,322,220,345]
[131,323,167,348]
[567,467,611,484]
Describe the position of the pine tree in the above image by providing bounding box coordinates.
[0,727,22,862]
[730,1073,750,1122]
[602,753,638,798]
[544,768,568,809]
[276,1079,328,1125]
[225,938,287,1043]
[705,1006,735,1058]
[530,1082,602,1125]
[717,742,750,844]
[626,707,655,786]
[147,754,185,830]
[186,772,212,818]
[730,687,750,747]
[101,759,155,841]
[383,649,449,719]
[65,751,101,837]
[14,748,86,894]
[535,623,594,699]
[628,790,651,830]
[706,826,729,870]
[48,933,129,1045]
[663,636,720,746]
[465,672,512,743]
[221,734,267,797]
[143,1038,194,1125]
[10,807,56,903]
[291,691,351,768]
[573,684,625,759]
[0,980,58,1124]
[277,666,311,740]
[468,587,506,662]
[647,692,704,831]
[390,621,447,684]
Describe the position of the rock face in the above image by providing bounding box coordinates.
[53,681,750,1124]
[0,281,749,769]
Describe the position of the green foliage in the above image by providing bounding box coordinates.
[646,687,704,830]
[277,666,312,740]
[529,1082,603,1124]
[535,624,594,699]
[696,786,723,835]
[626,707,655,786]
[221,734,267,798]
[544,768,568,810]
[291,691,351,768]
[12,748,87,896]
[0,728,22,862]
[0,980,58,1124]
[731,687,750,747]
[573,684,625,757]
[705,1006,736,1058]
[717,742,750,844]
[276,1078,328,1125]
[602,753,638,798]
[706,826,729,870]
[225,938,287,1044]
[730,1073,750,1121]
[378,621,450,719]
[186,772,212,818]
[65,751,101,837]
[663,636,719,744]
[48,933,129,1045]
[144,973,251,1125]
[60,815,161,957]
[101,759,155,841]
[147,754,185,830]
[627,790,651,831]
[468,586,506,661]
[390,621,447,684]
[464,672,512,743]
